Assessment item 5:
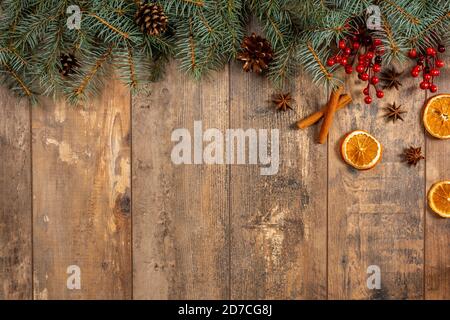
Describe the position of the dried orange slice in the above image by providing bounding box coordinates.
[428,181,450,218]
[423,94,450,139]
[340,130,382,170]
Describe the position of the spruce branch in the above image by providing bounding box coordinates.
[1,63,33,97]
[188,18,197,73]
[410,11,450,48]
[383,0,420,25]
[72,46,113,98]
[182,0,204,7]
[306,42,333,81]
[1,0,449,102]
[87,13,130,40]
[379,14,403,61]
[126,43,137,88]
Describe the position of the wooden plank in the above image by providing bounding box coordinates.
[32,80,131,299]
[425,51,450,299]
[0,87,32,300]
[132,63,230,299]
[328,68,425,299]
[228,67,327,298]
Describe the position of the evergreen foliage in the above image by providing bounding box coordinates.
[0,0,449,103]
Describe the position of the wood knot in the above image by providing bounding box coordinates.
[115,193,131,215]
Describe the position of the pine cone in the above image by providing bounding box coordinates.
[59,53,80,77]
[237,33,273,73]
[135,2,168,36]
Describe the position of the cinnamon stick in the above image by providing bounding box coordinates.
[318,86,344,144]
[296,94,352,129]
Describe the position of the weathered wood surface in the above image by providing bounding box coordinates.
[229,64,327,299]
[132,63,230,299]
[32,80,131,299]
[0,87,32,300]
[1,60,450,300]
[425,52,450,300]
[328,68,425,299]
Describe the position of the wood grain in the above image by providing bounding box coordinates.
[229,65,327,299]
[1,58,449,300]
[132,63,230,299]
[0,87,32,300]
[328,69,425,299]
[425,51,450,299]
[32,80,131,299]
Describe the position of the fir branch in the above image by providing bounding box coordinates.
[74,46,113,96]
[87,13,130,40]
[267,15,285,45]
[411,11,450,45]
[268,41,298,89]
[383,0,420,25]
[182,0,204,7]
[381,15,401,56]
[2,63,32,96]
[188,18,197,72]
[126,43,137,88]
[198,11,213,33]
[306,42,332,80]
[0,46,27,65]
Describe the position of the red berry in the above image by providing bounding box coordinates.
[408,49,417,58]
[423,73,432,81]
[356,64,365,73]
[430,84,438,93]
[339,40,346,49]
[372,64,381,72]
[327,58,335,66]
[353,42,360,50]
[411,70,420,77]
[345,65,353,74]
[373,39,382,46]
[364,96,372,104]
[358,54,366,61]
[371,76,379,85]
[436,59,445,68]
[363,36,373,46]
[417,56,425,65]
[426,47,436,56]
[430,69,440,76]
[420,81,430,90]
[335,56,342,63]
[376,47,385,55]
[366,51,374,59]
[438,45,445,53]
[344,47,352,56]
[363,87,370,95]
[376,90,384,98]
[360,73,369,81]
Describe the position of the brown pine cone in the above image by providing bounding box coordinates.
[135,2,168,36]
[59,53,80,77]
[237,33,273,73]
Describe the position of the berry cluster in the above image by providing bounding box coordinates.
[327,33,385,104]
[409,45,445,93]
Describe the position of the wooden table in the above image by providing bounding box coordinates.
[0,58,449,300]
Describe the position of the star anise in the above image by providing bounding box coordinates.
[380,67,403,90]
[272,92,294,112]
[385,102,407,122]
[404,146,425,166]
